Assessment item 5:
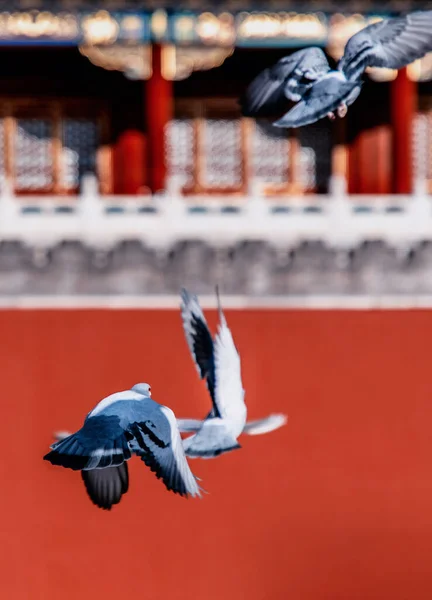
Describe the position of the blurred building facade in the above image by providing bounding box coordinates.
[0,0,429,196]
[0,1,430,295]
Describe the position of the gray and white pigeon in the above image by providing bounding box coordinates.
[44,383,202,510]
[179,287,287,458]
[241,10,432,128]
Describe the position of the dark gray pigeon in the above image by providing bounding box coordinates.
[242,10,432,128]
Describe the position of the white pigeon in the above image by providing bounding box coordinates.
[44,383,202,510]
[179,287,287,458]
[241,10,432,128]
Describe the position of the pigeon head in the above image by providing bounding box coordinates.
[131,383,152,397]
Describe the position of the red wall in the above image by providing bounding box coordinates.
[2,309,432,599]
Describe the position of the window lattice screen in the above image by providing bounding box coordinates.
[413,112,432,182]
[62,119,98,190]
[0,105,101,194]
[0,119,5,182]
[165,119,195,187]
[201,119,242,188]
[252,121,289,184]
[166,109,329,193]
[15,120,53,190]
[251,120,331,190]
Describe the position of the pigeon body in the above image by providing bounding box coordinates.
[242,10,432,127]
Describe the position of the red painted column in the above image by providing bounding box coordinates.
[356,130,376,194]
[348,126,392,194]
[391,67,416,194]
[145,44,173,193]
[114,130,147,194]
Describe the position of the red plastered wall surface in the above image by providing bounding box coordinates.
[1,309,431,600]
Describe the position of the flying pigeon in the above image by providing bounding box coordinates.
[44,383,202,510]
[241,10,432,128]
[179,287,287,458]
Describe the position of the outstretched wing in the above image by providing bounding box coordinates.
[243,414,288,436]
[81,463,129,510]
[45,414,132,471]
[241,47,330,115]
[126,405,202,498]
[52,430,129,511]
[180,288,217,413]
[177,418,204,433]
[212,288,246,429]
[339,11,432,81]
[177,414,288,436]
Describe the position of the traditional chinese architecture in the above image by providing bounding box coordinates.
[0,1,432,298]
[0,0,431,199]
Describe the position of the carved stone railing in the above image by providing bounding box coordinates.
[0,175,430,253]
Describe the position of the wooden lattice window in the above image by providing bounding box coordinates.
[0,99,111,195]
[413,111,432,192]
[167,99,248,195]
[166,98,332,196]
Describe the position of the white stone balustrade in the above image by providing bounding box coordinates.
[0,174,430,253]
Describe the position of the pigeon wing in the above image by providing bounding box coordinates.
[81,463,129,510]
[178,414,288,436]
[127,404,202,498]
[243,414,288,436]
[176,418,204,433]
[52,429,129,510]
[339,11,432,81]
[180,288,218,413]
[212,291,246,430]
[44,414,132,471]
